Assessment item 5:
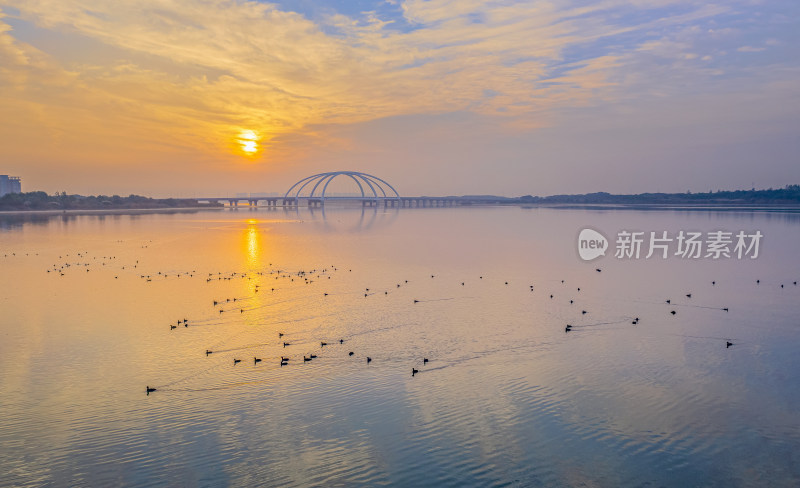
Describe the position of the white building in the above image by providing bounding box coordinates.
[0,175,22,196]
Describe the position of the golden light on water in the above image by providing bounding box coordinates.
[237,130,260,156]
[245,220,262,269]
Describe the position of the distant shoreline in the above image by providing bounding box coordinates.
[0,207,226,217]
[3,202,800,218]
[528,203,800,212]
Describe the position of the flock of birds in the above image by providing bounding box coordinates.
[1,249,793,396]
[136,261,800,396]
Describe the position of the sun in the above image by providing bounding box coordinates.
[237,129,260,156]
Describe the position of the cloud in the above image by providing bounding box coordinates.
[0,0,797,194]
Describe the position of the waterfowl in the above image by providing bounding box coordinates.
[726,341,733,348]
[309,354,317,359]
[254,357,262,364]
[303,356,312,362]
[349,352,354,356]
[670,310,676,315]
[146,386,156,394]
[565,325,572,332]
[170,325,177,330]
[423,358,429,364]
[686,293,692,298]
[412,368,419,376]
[234,359,241,364]
[283,342,291,347]
[367,357,372,363]
[723,307,729,312]
[206,350,212,355]
[321,342,327,347]
[339,339,344,344]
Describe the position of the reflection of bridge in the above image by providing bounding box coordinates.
[198,195,462,208]
[196,171,494,207]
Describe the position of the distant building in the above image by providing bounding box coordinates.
[0,175,22,197]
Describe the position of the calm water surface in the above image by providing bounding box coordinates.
[1,206,799,487]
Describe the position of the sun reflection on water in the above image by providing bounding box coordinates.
[245,220,262,270]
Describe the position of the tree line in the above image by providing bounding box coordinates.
[0,192,222,211]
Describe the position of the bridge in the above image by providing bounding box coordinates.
[196,171,498,208]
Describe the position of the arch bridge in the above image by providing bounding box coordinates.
[283,171,402,208]
[197,171,465,207]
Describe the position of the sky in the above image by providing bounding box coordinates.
[0,0,798,197]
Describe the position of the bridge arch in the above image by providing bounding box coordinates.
[283,171,400,206]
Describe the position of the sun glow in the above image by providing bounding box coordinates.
[237,129,260,156]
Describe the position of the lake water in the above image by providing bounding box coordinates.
[1,206,799,487]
